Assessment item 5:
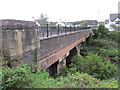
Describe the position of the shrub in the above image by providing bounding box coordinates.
[1,64,56,89]
[56,72,101,88]
[56,72,118,88]
[2,64,32,89]
[95,79,118,88]
[70,53,118,80]
[107,31,119,42]
[1,62,118,89]
[92,24,109,39]
[99,48,119,61]
[98,24,109,38]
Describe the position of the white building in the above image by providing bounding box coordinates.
[105,14,120,31]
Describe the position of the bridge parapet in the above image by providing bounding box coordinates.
[40,30,91,59]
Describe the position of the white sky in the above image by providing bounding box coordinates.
[0,0,119,22]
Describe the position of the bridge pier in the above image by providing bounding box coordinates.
[76,43,81,55]
[57,55,66,73]
[46,61,58,77]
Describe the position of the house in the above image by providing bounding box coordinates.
[105,13,120,31]
[55,21,65,27]
[55,21,74,27]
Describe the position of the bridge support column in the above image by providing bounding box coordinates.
[57,55,66,73]
[76,43,81,55]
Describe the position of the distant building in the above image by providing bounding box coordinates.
[55,21,65,27]
[55,21,74,27]
[105,13,120,31]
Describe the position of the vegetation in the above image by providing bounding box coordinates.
[1,24,119,89]
[70,54,117,80]
[37,13,48,26]
[80,21,89,27]
[82,24,119,62]
[0,63,118,89]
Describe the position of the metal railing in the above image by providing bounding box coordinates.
[40,24,91,39]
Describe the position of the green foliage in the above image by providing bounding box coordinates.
[70,53,117,80]
[92,24,119,43]
[95,79,118,88]
[80,21,89,27]
[56,72,101,88]
[92,28,100,38]
[107,31,119,42]
[83,36,119,62]
[58,67,69,76]
[92,24,109,38]
[1,62,118,89]
[56,72,118,88]
[1,64,56,89]
[33,30,39,73]
[98,24,109,38]
[99,48,119,61]
[2,64,32,89]
[86,32,94,45]
[38,13,48,26]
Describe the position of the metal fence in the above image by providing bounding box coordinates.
[1,19,92,39]
[40,24,91,38]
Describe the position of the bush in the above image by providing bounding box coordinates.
[56,72,100,88]
[107,31,119,42]
[56,72,118,88]
[99,48,119,60]
[1,62,118,89]
[92,24,109,39]
[98,24,109,38]
[1,64,56,89]
[70,53,118,80]
[95,79,118,88]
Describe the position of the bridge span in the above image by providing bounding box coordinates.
[0,19,92,73]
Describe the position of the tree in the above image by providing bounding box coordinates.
[98,24,109,38]
[80,21,89,27]
[38,13,48,26]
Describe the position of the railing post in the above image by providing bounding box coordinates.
[70,25,71,33]
[58,24,59,35]
[74,25,76,32]
[77,26,78,32]
[46,23,49,37]
[65,25,67,34]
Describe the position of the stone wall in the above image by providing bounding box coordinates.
[0,19,40,65]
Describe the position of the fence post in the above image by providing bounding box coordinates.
[58,24,59,35]
[46,23,49,37]
[65,25,67,34]
[77,26,78,32]
[74,25,76,32]
[70,25,71,33]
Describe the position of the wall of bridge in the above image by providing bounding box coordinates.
[0,19,91,69]
[38,30,91,69]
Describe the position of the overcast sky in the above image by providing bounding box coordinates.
[0,0,119,22]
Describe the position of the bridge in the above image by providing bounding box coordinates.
[0,19,92,74]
